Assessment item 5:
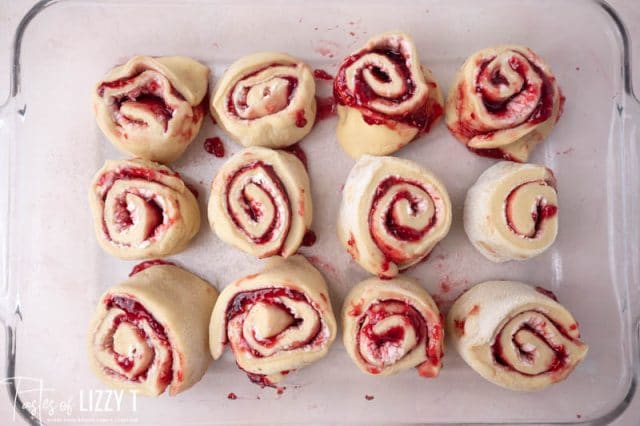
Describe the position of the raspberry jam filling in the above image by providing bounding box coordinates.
[226,64,299,119]
[225,288,325,385]
[475,54,554,125]
[112,190,164,238]
[491,311,573,376]
[356,300,441,372]
[129,259,174,277]
[368,177,437,264]
[225,161,291,249]
[104,295,172,385]
[535,286,558,301]
[96,167,179,245]
[98,76,178,131]
[450,51,557,158]
[334,46,441,132]
[505,180,557,238]
[96,167,178,191]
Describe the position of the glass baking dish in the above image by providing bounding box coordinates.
[0,0,638,424]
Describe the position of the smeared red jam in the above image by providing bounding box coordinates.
[369,177,436,263]
[468,147,517,162]
[138,94,173,116]
[346,233,359,258]
[491,310,579,376]
[365,395,374,401]
[302,230,317,247]
[105,295,172,385]
[204,137,225,157]
[539,205,558,219]
[535,286,558,301]
[283,144,308,169]
[313,69,334,80]
[129,259,174,277]
[349,301,363,317]
[225,161,290,250]
[295,110,307,128]
[454,319,466,336]
[315,96,337,122]
[226,64,298,119]
[334,47,442,133]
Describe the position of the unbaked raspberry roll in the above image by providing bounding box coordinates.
[89,158,200,260]
[93,55,209,163]
[342,276,444,377]
[208,146,311,258]
[210,52,316,148]
[464,161,558,262]
[337,155,452,278]
[445,46,563,162]
[447,281,588,391]
[333,32,443,158]
[209,255,337,386]
[88,263,218,396]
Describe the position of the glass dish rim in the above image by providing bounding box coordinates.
[0,0,638,425]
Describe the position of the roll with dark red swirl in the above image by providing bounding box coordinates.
[464,161,558,262]
[342,276,444,378]
[445,46,563,162]
[209,256,337,386]
[89,158,200,260]
[446,281,587,391]
[210,52,316,148]
[88,263,218,396]
[338,155,452,278]
[208,146,311,258]
[93,55,209,163]
[334,32,444,158]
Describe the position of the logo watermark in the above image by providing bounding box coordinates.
[1,377,139,423]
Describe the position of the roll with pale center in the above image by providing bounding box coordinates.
[342,276,444,377]
[445,46,563,162]
[93,55,209,163]
[333,31,443,158]
[210,52,316,148]
[446,281,588,391]
[464,161,558,262]
[87,263,218,396]
[89,158,200,260]
[338,155,452,278]
[209,255,337,386]
[208,146,312,258]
